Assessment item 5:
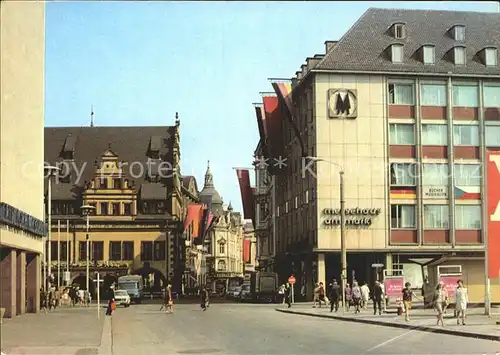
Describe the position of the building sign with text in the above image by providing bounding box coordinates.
[322,207,381,227]
[423,186,448,199]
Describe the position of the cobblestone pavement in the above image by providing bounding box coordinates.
[109,303,500,354]
[0,306,105,355]
[277,302,500,340]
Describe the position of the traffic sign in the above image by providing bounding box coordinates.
[288,275,296,284]
[371,263,384,268]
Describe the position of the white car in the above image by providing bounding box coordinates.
[230,287,242,298]
[114,290,131,307]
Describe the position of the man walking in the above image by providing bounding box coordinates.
[329,279,341,312]
[284,283,292,308]
[360,282,370,310]
[201,287,210,311]
[373,281,383,315]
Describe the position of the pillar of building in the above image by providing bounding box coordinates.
[26,253,40,313]
[385,253,393,274]
[0,248,17,318]
[317,253,326,288]
[16,251,26,315]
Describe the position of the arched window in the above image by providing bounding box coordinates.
[217,260,226,271]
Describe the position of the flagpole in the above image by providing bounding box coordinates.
[66,220,70,285]
[57,220,61,289]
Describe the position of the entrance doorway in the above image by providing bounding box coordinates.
[325,252,386,287]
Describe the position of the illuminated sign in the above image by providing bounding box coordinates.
[322,207,381,227]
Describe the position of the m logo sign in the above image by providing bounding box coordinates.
[328,89,358,119]
[487,151,500,279]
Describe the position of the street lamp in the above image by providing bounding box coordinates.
[81,205,96,294]
[44,165,60,290]
[307,157,346,313]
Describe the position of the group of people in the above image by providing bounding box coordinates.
[160,283,211,313]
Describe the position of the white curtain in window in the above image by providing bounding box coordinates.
[454,164,481,186]
[453,125,479,146]
[389,124,415,144]
[392,45,403,63]
[392,84,414,105]
[453,85,478,107]
[484,86,500,108]
[422,124,448,145]
[455,205,481,229]
[423,46,435,64]
[454,47,466,64]
[486,126,500,147]
[421,84,446,106]
[424,205,449,229]
[485,49,498,66]
[391,163,416,185]
[423,164,449,186]
[400,205,416,228]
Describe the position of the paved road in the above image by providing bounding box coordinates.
[111,303,500,354]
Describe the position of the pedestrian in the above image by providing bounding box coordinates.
[40,287,48,314]
[166,283,174,314]
[402,282,421,321]
[278,284,285,304]
[312,283,320,308]
[284,283,292,308]
[433,283,446,326]
[106,298,115,316]
[454,280,468,325]
[345,283,352,311]
[360,282,370,310]
[318,282,326,307]
[84,290,91,307]
[328,279,341,312]
[372,281,383,315]
[201,287,210,311]
[351,281,362,314]
[160,286,168,312]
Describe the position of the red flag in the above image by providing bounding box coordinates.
[243,239,251,263]
[192,205,205,238]
[184,204,202,231]
[262,95,285,163]
[236,169,255,220]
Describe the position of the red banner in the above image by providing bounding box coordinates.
[487,151,500,279]
[384,276,404,297]
[184,204,202,231]
[243,239,251,263]
[236,169,255,220]
[192,205,205,238]
[439,275,461,297]
[262,95,285,159]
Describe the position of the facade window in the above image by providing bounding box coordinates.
[391,205,416,229]
[453,125,479,146]
[454,47,466,65]
[486,126,500,147]
[453,85,478,107]
[100,202,109,216]
[390,163,416,186]
[79,241,87,261]
[92,241,104,261]
[389,124,415,145]
[113,179,122,189]
[112,203,120,216]
[219,243,225,254]
[453,25,465,41]
[454,164,481,186]
[424,205,450,229]
[154,241,166,261]
[423,45,435,64]
[423,164,449,186]
[59,241,69,261]
[100,178,108,189]
[485,48,498,66]
[455,205,481,229]
[124,203,132,215]
[420,84,446,106]
[391,44,404,63]
[122,241,134,260]
[393,23,405,39]
[88,203,97,215]
[217,260,226,271]
[140,241,153,261]
[422,124,448,145]
[47,241,58,261]
[484,86,500,107]
[388,83,414,105]
[109,241,121,261]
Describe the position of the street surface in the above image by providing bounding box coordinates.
[1,303,499,354]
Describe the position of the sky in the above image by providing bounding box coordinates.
[45,1,500,213]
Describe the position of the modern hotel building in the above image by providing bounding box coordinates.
[255,8,500,302]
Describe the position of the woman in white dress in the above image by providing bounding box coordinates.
[454,279,468,325]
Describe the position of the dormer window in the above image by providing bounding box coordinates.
[391,44,404,63]
[392,23,406,39]
[485,48,498,66]
[453,46,466,65]
[453,25,465,41]
[422,45,435,65]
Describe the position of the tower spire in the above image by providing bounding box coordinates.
[90,105,94,127]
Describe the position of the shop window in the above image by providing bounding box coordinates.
[391,205,416,229]
[455,205,481,229]
[423,205,450,229]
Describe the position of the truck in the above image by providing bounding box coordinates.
[248,271,278,303]
[117,275,144,304]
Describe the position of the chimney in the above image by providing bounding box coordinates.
[301,64,307,77]
[325,40,338,53]
[306,57,322,71]
[296,71,303,80]
[291,77,298,88]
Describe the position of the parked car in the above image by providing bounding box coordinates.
[114,290,131,307]
[230,286,242,298]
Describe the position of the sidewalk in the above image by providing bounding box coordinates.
[276,303,500,341]
[0,306,106,355]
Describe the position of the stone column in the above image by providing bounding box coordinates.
[26,253,41,313]
[0,248,17,318]
[16,251,26,315]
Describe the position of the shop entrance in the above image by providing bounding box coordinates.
[325,252,386,287]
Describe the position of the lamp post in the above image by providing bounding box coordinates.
[307,157,346,313]
[44,165,60,290]
[81,205,96,294]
